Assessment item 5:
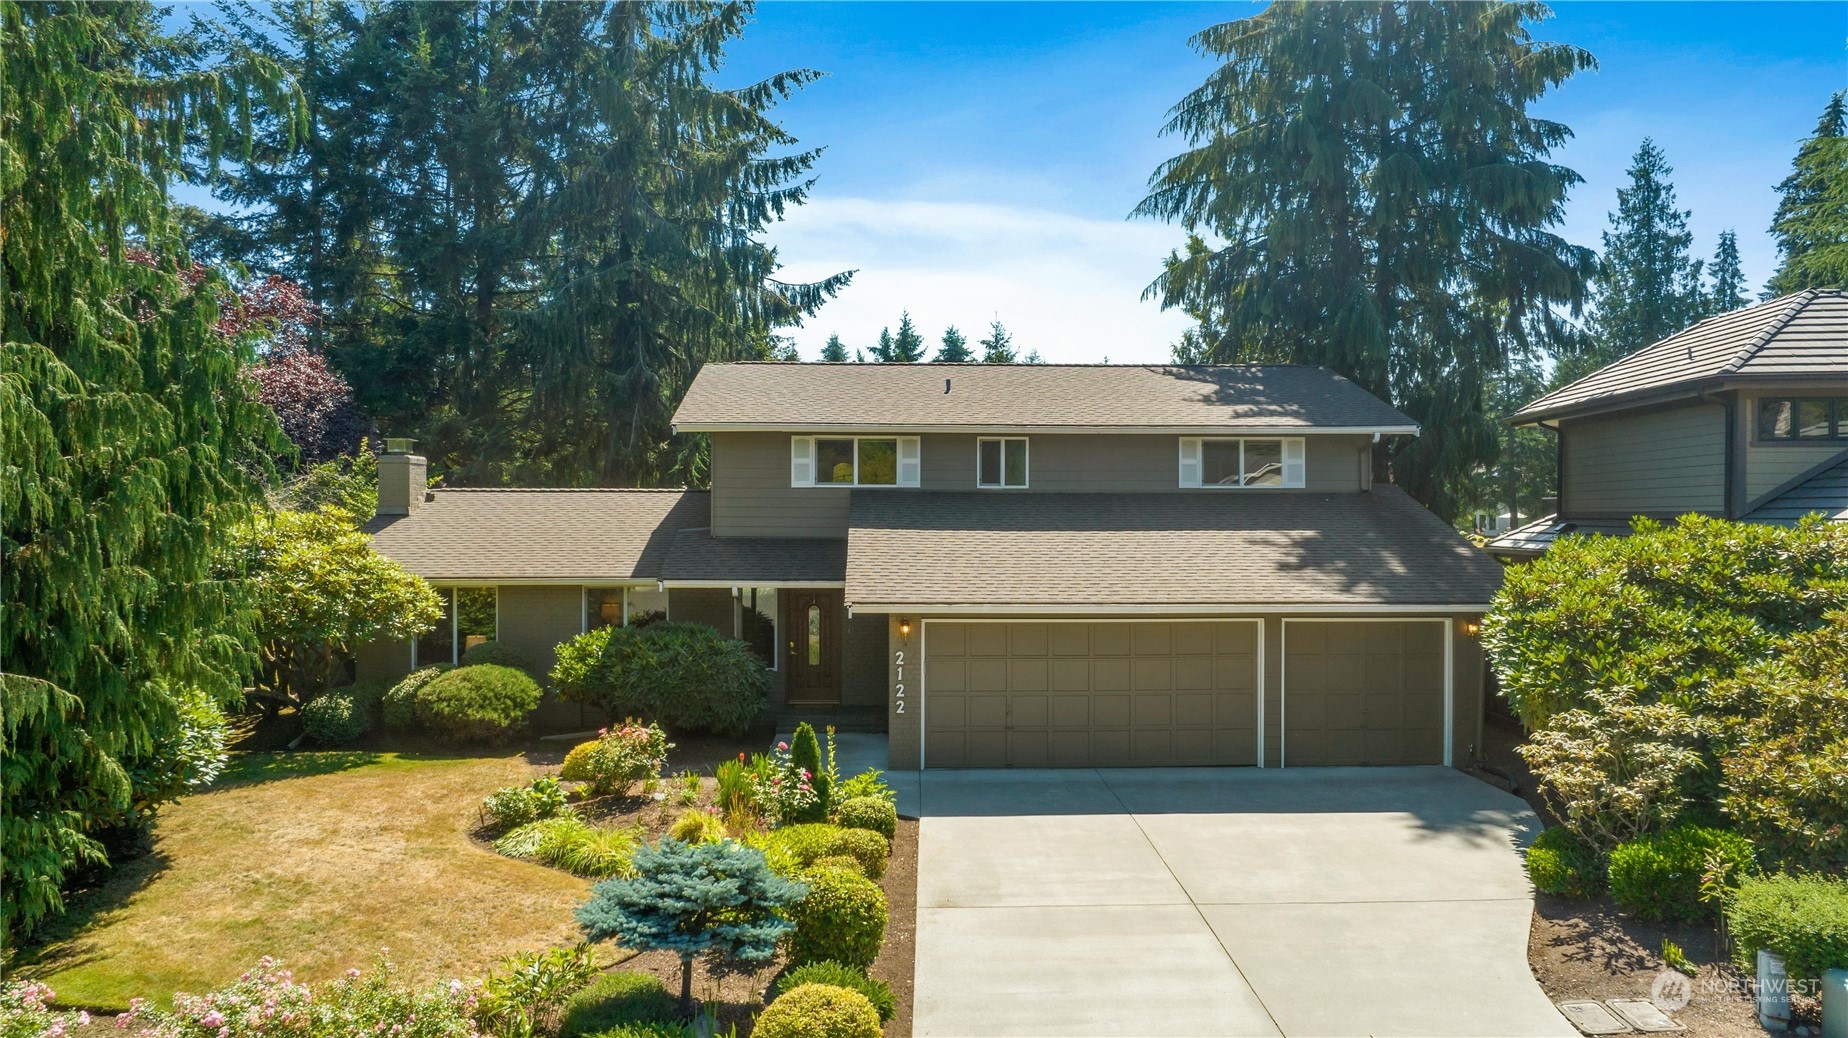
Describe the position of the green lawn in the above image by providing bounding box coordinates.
[16,751,591,1010]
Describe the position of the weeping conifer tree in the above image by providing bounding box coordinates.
[0,1,295,936]
[1136,2,1597,519]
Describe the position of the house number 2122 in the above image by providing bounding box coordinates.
[894,650,905,714]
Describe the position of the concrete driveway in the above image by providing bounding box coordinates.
[909,767,1575,1038]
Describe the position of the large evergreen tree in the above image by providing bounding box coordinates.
[1135,2,1596,519]
[933,326,973,363]
[0,0,295,936]
[1767,92,1848,295]
[820,333,849,362]
[210,1,850,487]
[876,311,925,362]
[1574,139,1705,377]
[1707,230,1749,315]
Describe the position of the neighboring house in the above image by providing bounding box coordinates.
[360,363,1503,770]
[1487,289,1848,560]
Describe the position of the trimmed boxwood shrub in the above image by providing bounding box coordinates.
[459,639,538,674]
[823,828,889,881]
[770,962,895,1024]
[382,665,448,731]
[748,823,844,876]
[833,796,897,841]
[786,866,887,969]
[552,622,769,736]
[1608,824,1755,921]
[808,854,865,877]
[558,970,678,1036]
[302,688,368,745]
[1525,827,1606,897]
[1727,874,1848,984]
[753,983,881,1038]
[413,663,540,744]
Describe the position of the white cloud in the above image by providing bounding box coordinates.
[767,197,1196,363]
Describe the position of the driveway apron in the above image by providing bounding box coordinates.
[910,767,1576,1038]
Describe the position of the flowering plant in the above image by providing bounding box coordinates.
[560,720,672,797]
[751,741,821,828]
[119,957,480,1038]
[1,980,91,1038]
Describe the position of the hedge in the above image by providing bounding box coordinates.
[552,622,769,735]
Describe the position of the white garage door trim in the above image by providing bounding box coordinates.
[919,618,1267,769]
[1279,617,1453,768]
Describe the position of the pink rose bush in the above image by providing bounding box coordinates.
[752,741,820,827]
[558,720,672,797]
[115,958,479,1038]
[1,980,91,1038]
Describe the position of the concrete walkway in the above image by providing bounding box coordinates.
[908,767,1575,1038]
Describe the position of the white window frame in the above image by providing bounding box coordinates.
[414,585,499,667]
[1178,437,1305,489]
[975,436,1030,489]
[735,586,779,672]
[790,435,921,488]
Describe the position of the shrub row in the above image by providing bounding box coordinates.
[1526,823,1758,921]
[551,622,769,736]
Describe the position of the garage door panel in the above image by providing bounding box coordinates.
[925,621,1262,768]
[1284,621,1445,766]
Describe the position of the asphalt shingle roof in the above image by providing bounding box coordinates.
[659,528,846,584]
[844,487,1503,609]
[673,363,1417,433]
[1483,515,1640,558]
[364,489,706,581]
[1512,289,1848,423]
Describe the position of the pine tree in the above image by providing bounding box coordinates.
[1135,2,1596,519]
[1580,139,1706,372]
[1,0,296,936]
[577,839,805,1010]
[887,311,926,362]
[211,2,852,487]
[1767,92,1848,295]
[820,333,849,362]
[1707,230,1749,315]
[933,326,973,363]
[979,320,1017,363]
[1023,349,1045,364]
[873,327,894,362]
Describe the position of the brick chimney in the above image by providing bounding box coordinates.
[377,438,427,516]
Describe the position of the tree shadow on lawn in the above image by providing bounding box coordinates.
[8,849,172,988]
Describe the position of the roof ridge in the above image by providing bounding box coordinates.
[433,487,702,494]
[706,361,1329,369]
[1718,289,1817,375]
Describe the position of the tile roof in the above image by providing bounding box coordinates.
[844,487,1503,610]
[659,528,846,584]
[673,363,1417,433]
[1745,452,1848,524]
[1512,289,1848,423]
[363,489,707,581]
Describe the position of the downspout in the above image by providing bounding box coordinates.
[1539,420,1561,517]
[1699,387,1738,518]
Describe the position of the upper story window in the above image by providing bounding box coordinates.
[791,435,920,487]
[977,437,1028,488]
[1757,397,1847,442]
[1178,437,1306,488]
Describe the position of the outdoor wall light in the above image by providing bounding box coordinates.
[899,619,912,638]
[1461,620,1482,636]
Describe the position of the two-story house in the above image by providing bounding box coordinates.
[1487,288,1848,560]
[360,363,1503,770]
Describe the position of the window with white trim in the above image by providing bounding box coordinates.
[790,436,921,487]
[977,437,1028,488]
[1178,438,1305,488]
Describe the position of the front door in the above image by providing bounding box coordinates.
[785,589,842,705]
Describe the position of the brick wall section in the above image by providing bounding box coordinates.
[887,615,921,769]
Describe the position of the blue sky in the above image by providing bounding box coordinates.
[714,2,1847,362]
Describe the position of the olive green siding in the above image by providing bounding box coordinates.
[842,612,889,708]
[1560,403,1726,518]
[712,431,1376,539]
[668,587,734,634]
[496,586,582,675]
[354,636,412,685]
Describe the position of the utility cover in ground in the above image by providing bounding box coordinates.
[1555,1000,1631,1035]
[1608,999,1685,1033]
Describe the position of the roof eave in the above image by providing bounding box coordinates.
[675,422,1422,436]
[845,601,1493,616]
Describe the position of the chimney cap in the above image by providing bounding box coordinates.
[384,437,418,455]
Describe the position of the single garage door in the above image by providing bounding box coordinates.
[1283,620,1446,766]
[923,621,1260,768]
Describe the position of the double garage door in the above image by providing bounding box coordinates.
[922,619,1445,768]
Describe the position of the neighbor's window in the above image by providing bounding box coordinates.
[585,587,624,631]
[738,587,778,670]
[978,437,1028,488]
[1757,398,1844,441]
[1179,438,1305,488]
[416,587,498,666]
[791,436,920,487]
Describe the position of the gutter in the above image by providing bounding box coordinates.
[674,423,1421,437]
[842,602,1496,617]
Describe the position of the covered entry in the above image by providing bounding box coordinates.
[1281,619,1448,766]
[922,620,1261,768]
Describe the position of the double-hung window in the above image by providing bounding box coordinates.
[1756,397,1846,442]
[1178,437,1305,488]
[791,436,921,487]
[977,437,1028,488]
